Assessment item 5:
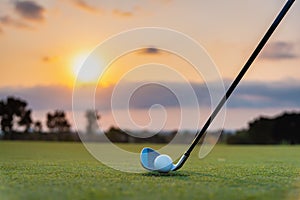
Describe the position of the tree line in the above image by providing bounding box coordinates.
[1,96,299,144]
[226,112,300,144]
[0,96,71,134]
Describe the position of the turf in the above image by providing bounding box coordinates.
[0,142,300,200]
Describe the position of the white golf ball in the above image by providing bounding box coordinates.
[154,154,173,173]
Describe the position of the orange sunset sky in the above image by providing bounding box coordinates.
[0,0,299,131]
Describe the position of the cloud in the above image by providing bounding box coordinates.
[14,1,45,21]
[41,56,59,63]
[0,15,31,29]
[228,81,300,108]
[128,84,180,109]
[111,81,300,109]
[72,0,99,13]
[151,0,173,4]
[0,1,45,33]
[112,9,134,17]
[112,5,143,18]
[0,80,299,112]
[0,85,72,110]
[42,56,51,62]
[260,42,298,60]
[139,47,162,55]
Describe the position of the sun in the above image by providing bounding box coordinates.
[71,52,105,84]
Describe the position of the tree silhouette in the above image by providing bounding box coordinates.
[18,110,33,132]
[85,110,100,134]
[0,99,14,132]
[33,121,42,133]
[248,117,275,144]
[0,97,33,133]
[46,110,71,133]
[273,113,300,144]
[227,112,300,144]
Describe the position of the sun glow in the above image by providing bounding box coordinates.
[71,53,106,84]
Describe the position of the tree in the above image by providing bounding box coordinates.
[33,121,42,133]
[273,113,300,144]
[227,112,300,144]
[46,110,71,133]
[85,110,100,134]
[0,97,33,133]
[18,110,33,132]
[248,117,276,144]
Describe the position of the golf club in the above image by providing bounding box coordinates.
[140,0,295,173]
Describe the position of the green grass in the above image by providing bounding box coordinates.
[0,142,300,200]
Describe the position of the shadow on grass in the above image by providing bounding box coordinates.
[141,171,190,177]
[140,171,232,181]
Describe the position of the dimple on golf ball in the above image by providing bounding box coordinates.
[154,154,173,173]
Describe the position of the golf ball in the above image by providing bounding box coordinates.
[154,154,173,173]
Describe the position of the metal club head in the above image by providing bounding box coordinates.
[140,147,161,171]
[140,147,188,173]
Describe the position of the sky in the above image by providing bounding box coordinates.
[0,0,299,132]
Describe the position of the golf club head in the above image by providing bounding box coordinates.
[140,147,188,172]
[140,147,162,171]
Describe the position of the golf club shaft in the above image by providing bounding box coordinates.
[184,0,295,157]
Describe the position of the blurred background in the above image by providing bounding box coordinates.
[0,0,299,144]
